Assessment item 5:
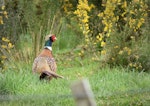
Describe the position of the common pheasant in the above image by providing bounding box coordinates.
[32,34,64,80]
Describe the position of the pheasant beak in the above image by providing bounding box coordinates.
[54,37,57,40]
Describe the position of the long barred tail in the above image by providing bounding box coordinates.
[42,70,64,79]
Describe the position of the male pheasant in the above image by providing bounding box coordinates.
[32,34,64,80]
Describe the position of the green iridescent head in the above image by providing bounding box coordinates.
[44,34,57,47]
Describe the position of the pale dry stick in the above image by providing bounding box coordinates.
[50,15,56,34]
[71,79,96,106]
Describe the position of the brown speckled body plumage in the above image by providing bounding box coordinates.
[32,49,58,80]
[32,34,63,80]
[32,49,57,73]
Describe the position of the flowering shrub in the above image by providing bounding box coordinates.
[98,0,149,71]
[73,0,149,71]
[74,0,91,57]
[74,0,100,58]
[74,0,91,42]
[0,5,14,71]
[0,5,8,24]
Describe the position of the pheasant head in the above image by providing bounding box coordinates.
[44,34,57,51]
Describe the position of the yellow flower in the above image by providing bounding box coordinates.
[143,13,147,17]
[77,72,81,76]
[127,49,131,55]
[3,11,8,18]
[78,53,82,56]
[96,35,99,39]
[122,1,127,8]
[85,38,89,42]
[1,45,7,49]
[81,50,84,54]
[0,20,3,24]
[74,0,91,41]
[118,50,123,55]
[2,37,10,42]
[85,44,88,48]
[111,57,115,61]
[82,18,88,23]
[8,43,14,48]
[129,10,135,14]
[93,42,96,45]
[74,10,79,15]
[135,55,139,60]
[129,63,133,67]
[84,28,89,33]
[92,57,95,60]
[101,41,106,47]
[99,37,102,41]
[83,30,88,35]
[104,26,108,32]
[137,21,143,29]
[90,4,95,9]
[123,47,128,50]
[1,5,5,10]
[98,13,104,17]
[130,36,135,39]
[101,50,106,55]
[121,12,126,17]
[3,11,7,15]
[1,55,7,59]
[122,47,131,55]
[106,33,110,37]
[96,35,102,41]
[114,46,119,49]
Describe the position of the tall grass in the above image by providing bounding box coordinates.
[0,60,150,106]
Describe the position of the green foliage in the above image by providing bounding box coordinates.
[18,0,63,57]
[1,0,63,38]
[1,0,64,58]
[54,24,81,52]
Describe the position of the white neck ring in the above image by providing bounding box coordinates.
[44,46,52,51]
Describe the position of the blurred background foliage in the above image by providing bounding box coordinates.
[0,0,150,72]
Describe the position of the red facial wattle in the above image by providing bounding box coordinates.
[51,35,57,42]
